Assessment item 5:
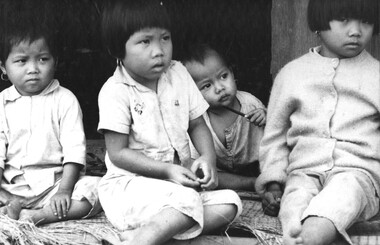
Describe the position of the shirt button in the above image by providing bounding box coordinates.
[331,59,339,68]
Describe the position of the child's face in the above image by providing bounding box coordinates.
[122,27,172,85]
[320,19,373,59]
[0,38,55,96]
[185,53,237,108]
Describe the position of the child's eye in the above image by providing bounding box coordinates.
[220,73,229,80]
[361,19,372,25]
[14,59,26,64]
[162,35,171,41]
[337,17,348,22]
[200,83,211,90]
[139,39,150,45]
[39,57,50,62]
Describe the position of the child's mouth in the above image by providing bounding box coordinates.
[26,78,39,82]
[152,63,165,71]
[345,42,360,48]
[219,94,229,102]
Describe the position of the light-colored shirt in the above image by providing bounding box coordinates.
[255,47,380,195]
[98,61,209,179]
[0,79,86,196]
[191,91,264,175]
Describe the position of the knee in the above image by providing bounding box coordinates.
[211,190,242,221]
[332,172,367,195]
[334,172,360,185]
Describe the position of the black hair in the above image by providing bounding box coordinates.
[101,0,171,60]
[181,43,230,68]
[0,0,58,64]
[308,0,379,34]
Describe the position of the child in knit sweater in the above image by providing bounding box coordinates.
[182,44,266,191]
[255,0,379,244]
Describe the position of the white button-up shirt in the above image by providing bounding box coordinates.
[98,61,209,179]
[0,80,86,196]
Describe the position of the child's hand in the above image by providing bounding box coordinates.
[49,189,72,219]
[191,158,218,190]
[245,108,266,127]
[0,188,14,207]
[0,188,26,208]
[166,164,200,189]
[262,182,283,217]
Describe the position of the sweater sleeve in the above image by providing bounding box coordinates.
[255,68,294,194]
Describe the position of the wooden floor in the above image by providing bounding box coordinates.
[165,236,259,245]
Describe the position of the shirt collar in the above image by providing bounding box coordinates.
[115,61,174,92]
[310,46,368,68]
[3,79,60,102]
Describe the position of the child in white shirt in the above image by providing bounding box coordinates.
[0,4,101,224]
[97,0,242,244]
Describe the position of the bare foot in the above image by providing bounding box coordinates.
[283,220,303,245]
[19,209,46,225]
[0,205,7,216]
[1,200,22,220]
[119,229,139,244]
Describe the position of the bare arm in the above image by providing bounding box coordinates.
[188,116,217,189]
[0,167,3,185]
[49,162,82,219]
[0,167,8,205]
[59,162,82,192]
[104,130,199,188]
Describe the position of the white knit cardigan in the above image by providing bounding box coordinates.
[255,47,380,195]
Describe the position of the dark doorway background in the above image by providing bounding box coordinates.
[0,0,272,139]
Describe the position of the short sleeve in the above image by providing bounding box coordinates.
[57,88,86,166]
[98,79,132,135]
[176,63,209,120]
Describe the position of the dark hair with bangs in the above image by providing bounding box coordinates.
[182,43,230,68]
[101,0,171,60]
[0,0,57,64]
[308,0,379,34]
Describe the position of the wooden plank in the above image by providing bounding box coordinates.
[165,236,259,245]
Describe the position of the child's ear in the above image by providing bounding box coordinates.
[54,57,59,69]
[0,61,6,74]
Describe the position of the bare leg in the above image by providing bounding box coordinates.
[298,216,337,245]
[284,216,338,245]
[18,199,92,225]
[283,219,303,245]
[121,207,196,245]
[202,204,237,235]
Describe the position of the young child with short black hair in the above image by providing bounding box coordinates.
[182,43,266,191]
[98,0,242,244]
[256,0,380,244]
[0,1,101,225]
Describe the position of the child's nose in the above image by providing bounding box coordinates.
[151,42,164,57]
[348,20,362,37]
[214,81,225,93]
[27,61,39,74]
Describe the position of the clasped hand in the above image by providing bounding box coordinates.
[166,157,217,191]
[245,108,266,127]
[262,182,283,217]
